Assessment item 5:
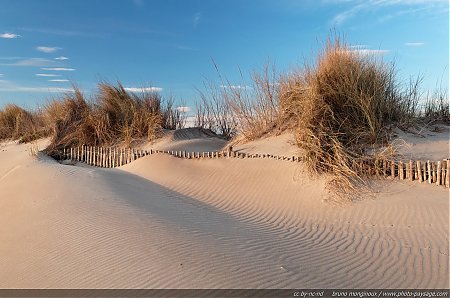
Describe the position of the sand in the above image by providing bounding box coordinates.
[0,129,448,288]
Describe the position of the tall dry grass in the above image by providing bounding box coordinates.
[0,104,47,143]
[422,88,449,123]
[45,82,182,158]
[195,62,281,140]
[279,36,422,196]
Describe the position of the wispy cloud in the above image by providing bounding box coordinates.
[2,58,59,67]
[346,49,389,55]
[20,27,104,38]
[124,87,162,92]
[330,0,447,25]
[193,12,201,27]
[0,32,20,39]
[0,57,23,60]
[35,73,61,77]
[0,80,73,93]
[404,42,425,47]
[220,85,252,90]
[41,67,76,71]
[176,106,191,113]
[55,56,69,60]
[349,44,368,49]
[36,46,62,53]
[49,79,70,82]
[331,3,365,25]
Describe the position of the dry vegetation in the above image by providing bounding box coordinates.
[44,82,185,158]
[194,35,448,197]
[0,35,448,197]
[0,82,185,159]
[0,104,47,143]
[195,62,280,140]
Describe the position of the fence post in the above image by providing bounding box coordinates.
[409,160,413,181]
[99,147,102,167]
[92,146,95,166]
[427,160,431,183]
[416,161,422,182]
[399,161,404,180]
[111,148,116,168]
[390,161,395,179]
[436,161,441,186]
[432,161,437,183]
[446,159,450,188]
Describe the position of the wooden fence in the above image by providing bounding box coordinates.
[60,145,450,188]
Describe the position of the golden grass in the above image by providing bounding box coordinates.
[0,104,47,143]
[44,82,181,158]
[278,36,422,196]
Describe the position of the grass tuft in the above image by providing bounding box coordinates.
[279,35,422,196]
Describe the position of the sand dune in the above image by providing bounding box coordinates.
[0,133,448,288]
[148,128,228,153]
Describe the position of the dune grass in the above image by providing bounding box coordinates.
[42,82,183,158]
[0,34,448,198]
[195,62,281,141]
[0,104,48,143]
[278,36,421,194]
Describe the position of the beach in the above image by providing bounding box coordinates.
[0,128,448,288]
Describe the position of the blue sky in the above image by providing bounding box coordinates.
[0,0,448,111]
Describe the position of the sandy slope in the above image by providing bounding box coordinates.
[0,131,448,288]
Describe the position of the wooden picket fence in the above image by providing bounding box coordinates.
[60,145,450,188]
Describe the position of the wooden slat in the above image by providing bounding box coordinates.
[446,159,450,188]
[399,161,404,180]
[409,160,413,181]
[432,161,437,183]
[427,160,432,183]
[436,161,441,186]
[416,160,423,182]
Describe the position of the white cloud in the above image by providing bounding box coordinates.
[55,56,69,60]
[0,33,20,39]
[3,58,58,67]
[41,67,76,71]
[349,44,368,49]
[330,0,447,25]
[35,73,61,77]
[176,106,191,113]
[347,49,389,55]
[124,87,162,92]
[404,42,425,47]
[49,79,70,82]
[36,46,62,53]
[0,80,73,93]
[220,85,252,90]
[184,116,196,128]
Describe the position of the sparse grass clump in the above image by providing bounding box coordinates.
[0,104,47,143]
[423,88,450,123]
[195,62,281,140]
[279,36,419,195]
